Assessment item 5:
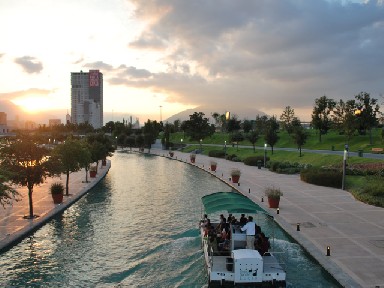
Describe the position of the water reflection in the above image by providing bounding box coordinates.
[0,152,341,287]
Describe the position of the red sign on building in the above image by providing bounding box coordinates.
[89,70,100,87]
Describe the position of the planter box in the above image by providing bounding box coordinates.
[211,165,217,171]
[52,193,63,204]
[231,175,240,183]
[268,197,280,208]
[90,170,97,178]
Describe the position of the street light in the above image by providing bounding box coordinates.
[224,140,227,159]
[264,143,267,167]
[342,149,347,190]
[200,139,202,151]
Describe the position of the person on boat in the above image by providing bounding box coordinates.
[200,214,209,228]
[240,214,247,225]
[215,217,227,234]
[203,219,212,237]
[208,233,219,255]
[240,216,256,249]
[227,213,232,223]
[255,232,270,255]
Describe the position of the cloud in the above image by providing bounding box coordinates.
[125,0,384,119]
[14,56,43,74]
[0,88,52,101]
[83,61,114,71]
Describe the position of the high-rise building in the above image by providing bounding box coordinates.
[71,70,103,129]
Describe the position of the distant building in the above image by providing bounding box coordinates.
[71,70,103,129]
[25,121,37,130]
[0,112,8,134]
[66,113,71,124]
[49,119,62,127]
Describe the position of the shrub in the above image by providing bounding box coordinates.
[230,168,241,176]
[353,178,384,207]
[269,161,311,174]
[265,186,283,199]
[50,182,64,195]
[208,150,225,158]
[243,156,268,166]
[300,167,342,188]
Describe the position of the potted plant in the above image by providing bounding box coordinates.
[190,153,196,163]
[169,151,174,157]
[210,160,217,171]
[89,165,97,178]
[265,186,283,208]
[50,182,64,204]
[230,168,241,183]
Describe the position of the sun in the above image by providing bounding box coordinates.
[12,97,55,113]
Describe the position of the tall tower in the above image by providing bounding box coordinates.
[71,70,103,129]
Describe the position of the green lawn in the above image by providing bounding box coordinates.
[169,129,384,207]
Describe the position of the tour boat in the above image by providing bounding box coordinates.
[200,192,286,287]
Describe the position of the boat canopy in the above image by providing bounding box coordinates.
[202,192,268,215]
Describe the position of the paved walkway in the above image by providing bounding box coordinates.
[153,149,384,288]
[0,161,111,253]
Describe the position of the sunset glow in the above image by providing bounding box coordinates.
[0,0,383,124]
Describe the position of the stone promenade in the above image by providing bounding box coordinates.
[0,161,111,253]
[154,149,383,288]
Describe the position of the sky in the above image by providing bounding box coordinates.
[0,0,383,124]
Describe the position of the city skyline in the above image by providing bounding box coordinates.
[0,0,383,124]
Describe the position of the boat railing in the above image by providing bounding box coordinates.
[264,250,287,271]
[209,247,213,267]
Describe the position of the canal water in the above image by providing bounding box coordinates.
[0,152,341,287]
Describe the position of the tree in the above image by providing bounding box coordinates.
[292,126,308,157]
[0,135,54,218]
[0,168,20,208]
[311,95,336,142]
[280,106,296,134]
[51,137,85,196]
[246,131,259,152]
[184,112,214,141]
[227,116,241,134]
[255,115,269,134]
[264,127,279,154]
[230,132,244,151]
[355,92,380,144]
[78,141,92,183]
[143,119,160,152]
[242,120,253,133]
[86,133,114,170]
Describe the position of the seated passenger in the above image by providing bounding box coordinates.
[240,214,247,226]
[255,232,270,255]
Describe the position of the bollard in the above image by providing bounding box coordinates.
[297,223,300,231]
[326,246,331,256]
[238,183,240,186]
[249,188,250,193]
[277,208,279,214]
[261,197,264,202]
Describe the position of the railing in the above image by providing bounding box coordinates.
[265,250,287,271]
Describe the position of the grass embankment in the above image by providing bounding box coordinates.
[170,129,384,207]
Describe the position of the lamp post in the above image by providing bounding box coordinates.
[224,140,227,159]
[264,143,267,167]
[342,149,347,190]
[199,139,202,151]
